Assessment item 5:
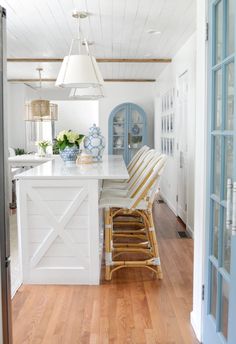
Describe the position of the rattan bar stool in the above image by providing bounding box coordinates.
[103,145,150,189]
[103,149,159,194]
[100,155,167,280]
[102,150,162,199]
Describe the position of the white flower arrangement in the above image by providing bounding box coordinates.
[35,140,51,149]
[35,140,51,156]
[56,130,84,151]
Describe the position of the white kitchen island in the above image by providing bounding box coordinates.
[16,155,128,285]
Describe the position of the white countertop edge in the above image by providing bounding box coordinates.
[15,155,129,181]
[15,174,129,181]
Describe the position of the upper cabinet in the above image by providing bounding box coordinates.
[109,103,147,165]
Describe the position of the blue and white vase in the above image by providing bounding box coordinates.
[84,124,105,162]
[60,146,80,163]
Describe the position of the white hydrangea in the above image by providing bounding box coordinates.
[67,131,80,143]
[57,130,67,141]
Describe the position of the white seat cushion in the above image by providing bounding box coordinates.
[99,196,147,210]
[101,188,128,198]
[103,179,127,189]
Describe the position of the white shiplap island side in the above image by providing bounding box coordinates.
[16,155,129,285]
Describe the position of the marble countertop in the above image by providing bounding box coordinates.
[8,154,54,163]
[15,155,129,180]
[8,154,55,166]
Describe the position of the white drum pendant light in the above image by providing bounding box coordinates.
[25,68,58,121]
[55,11,104,89]
[69,85,104,100]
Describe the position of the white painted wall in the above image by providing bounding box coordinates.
[7,84,99,150]
[7,83,27,150]
[8,82,154,153]
[53,101,99,136]
[100,82,155,153]
[154,33,196,235]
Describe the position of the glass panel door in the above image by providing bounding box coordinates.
[109,104,128,164]
[128,104,147,163]
[109,103,147,165]
[203,1,236,343]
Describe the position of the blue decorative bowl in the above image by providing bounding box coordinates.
[59,146,80,163]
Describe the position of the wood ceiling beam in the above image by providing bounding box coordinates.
[8,78,156,83]
[7,58,171,63]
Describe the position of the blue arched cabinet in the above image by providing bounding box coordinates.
[108,102,147,165]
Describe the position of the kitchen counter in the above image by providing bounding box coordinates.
[16,154,128,180]
[8,154,54,168]
[16,155,129,285]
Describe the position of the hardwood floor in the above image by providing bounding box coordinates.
[12,202,199,344]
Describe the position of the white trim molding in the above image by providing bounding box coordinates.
[191,0,208,341]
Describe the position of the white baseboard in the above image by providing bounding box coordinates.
[160,193,195,239]
[11,279,22,299]
[187,224,194,238]
[190,311,202,343]
[159,192,177,216]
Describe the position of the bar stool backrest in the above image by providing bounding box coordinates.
[130,155,167,209]
[128,149,157,188]
[128,151,162,197]
[127,148,156,186]
[128,145,149,174]
[146,156,167,206]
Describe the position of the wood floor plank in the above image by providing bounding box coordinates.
[12,202,199,344]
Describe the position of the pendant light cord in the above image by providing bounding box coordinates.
[38,68,42,100]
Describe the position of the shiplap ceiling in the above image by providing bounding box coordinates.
[2,0,196,82]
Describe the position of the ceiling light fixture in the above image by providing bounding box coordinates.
[55,11,104,91]
[146,29,161,35]
[69,86,104,100]
[25,68,58,121]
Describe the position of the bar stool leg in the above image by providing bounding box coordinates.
[147,209,163,279]
[105,207,113,280]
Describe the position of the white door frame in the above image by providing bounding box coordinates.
[176,70,188,224]
[191,0,208,341]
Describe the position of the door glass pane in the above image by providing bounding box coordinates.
[227,0,234,57]
[226,63,234,130]
[129,108,144,153]
[131,109,143,124]
[212,202,220,258]
[213,136,221,196]
[214,69,222,130]
[210,264,218,319]
[220,279,229,340]
[113,110,125,154]
[114,110,125,123]
[215,1,223,64]
[224,136,233,199]
[223,208,231,273]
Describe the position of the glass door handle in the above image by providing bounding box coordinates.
[226,178,233,230]
[232,181,236,236]
[180,151,184,168]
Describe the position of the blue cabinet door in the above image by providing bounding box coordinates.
[203,1,236,343]
[109,102,147,165]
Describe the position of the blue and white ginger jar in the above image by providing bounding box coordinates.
[84,124,105,161]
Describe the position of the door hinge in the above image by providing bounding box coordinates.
[205,22,209,41]
[176,195,178,202]
[202,284,205,301]
[185,203,187,212]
